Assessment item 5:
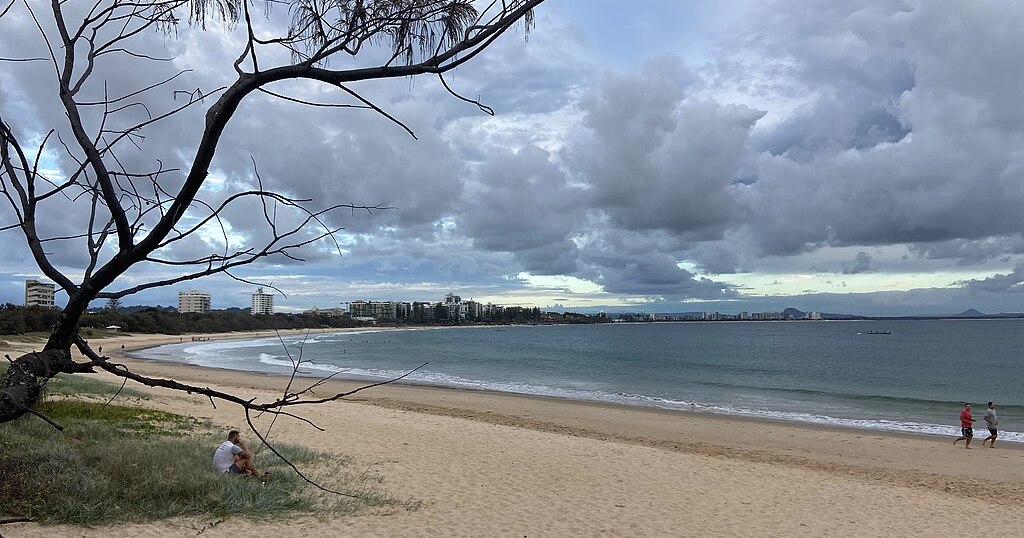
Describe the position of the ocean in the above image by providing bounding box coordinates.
[135,319,1024,443]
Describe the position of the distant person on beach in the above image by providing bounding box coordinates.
[212,430,266,481]
[953,403,975,449]
[982,401,998,448]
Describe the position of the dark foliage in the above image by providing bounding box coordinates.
[0,304,360,335]
[0,304,62,336]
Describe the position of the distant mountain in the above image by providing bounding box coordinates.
[956,308,985,317]
[783,307,805,318]
[121,305,175,313]
[219,307,251,313]
[820,312,864,320]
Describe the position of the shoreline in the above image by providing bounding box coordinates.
[125,328,1024,446]
[7,329,1019,452]
[77,332,1024,458]
[4,330,1024,536]
[131,339,1003,445]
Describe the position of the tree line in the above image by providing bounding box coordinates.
[0,304,359,336]
[0,304,64,335]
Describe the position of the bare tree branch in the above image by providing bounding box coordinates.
[439,72,494,115]
[25,407,64,430]
[334,82,417,139]
[0,0,16,19]
[257,86,371,109]
[0,1,546,492]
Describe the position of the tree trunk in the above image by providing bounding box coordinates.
[0,349,75,423]
[0,287,92,423]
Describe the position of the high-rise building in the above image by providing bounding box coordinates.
[251,287,274,315]
[25,279,56,308]
[177,290,211,314]
[348,300,397,319]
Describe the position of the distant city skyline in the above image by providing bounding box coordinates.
[7,275,1023,319]
[3,2,1023,317]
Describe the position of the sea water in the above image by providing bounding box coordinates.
[135,319,1024,443]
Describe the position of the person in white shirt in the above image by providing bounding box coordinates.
[212,430,260,477]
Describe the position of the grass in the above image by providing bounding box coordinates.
[0,397,419,525]
[45,371,150,400]
[0,331,51,347]
[1,360,149,400]
[1,331,52,342]
[1,329,100,345]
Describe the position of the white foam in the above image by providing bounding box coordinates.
[255,353,351,374]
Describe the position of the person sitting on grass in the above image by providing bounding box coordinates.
[212,430,268,481]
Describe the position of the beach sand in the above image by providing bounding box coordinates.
[3,331,1022,537]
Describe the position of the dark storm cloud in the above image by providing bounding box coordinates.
[680,240,744,275]
[443,58,747,298]
[735,2,916,159]
[842,252,873,275]
[910,236,1024,265]
[595,254,736,299]
[209,91,467,235]
[757,100,910,161]
[960,265,1024,294]
[569,60,762,240]
[571,229,736,299]
[731,1,1024,259]
[446,11,593,117]
[460,145,582,275]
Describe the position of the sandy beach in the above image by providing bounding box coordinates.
[3,330,1023,537]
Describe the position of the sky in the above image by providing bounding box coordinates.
[1,0,1023,316]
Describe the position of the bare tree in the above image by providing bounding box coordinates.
[0,0,544,425]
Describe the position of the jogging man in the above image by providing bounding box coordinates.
[982,401,998,448]
[953,402,975,449]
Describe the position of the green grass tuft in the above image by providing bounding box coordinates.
[0,399,418,526]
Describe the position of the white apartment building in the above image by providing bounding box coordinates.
[251,287,274,315]
[349,300,397,319]
[177,290,211,314]
[303,307,347,316]
[24,279,56,307]
[443,292,468,321]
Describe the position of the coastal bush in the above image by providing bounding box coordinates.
[0,398,417,525]
[0,305,62,336]
[80,308,361,335]
[0,304,362,336]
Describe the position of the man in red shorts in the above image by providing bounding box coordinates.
[953,402,975,449]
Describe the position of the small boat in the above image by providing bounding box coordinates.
[865,330,891,335]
